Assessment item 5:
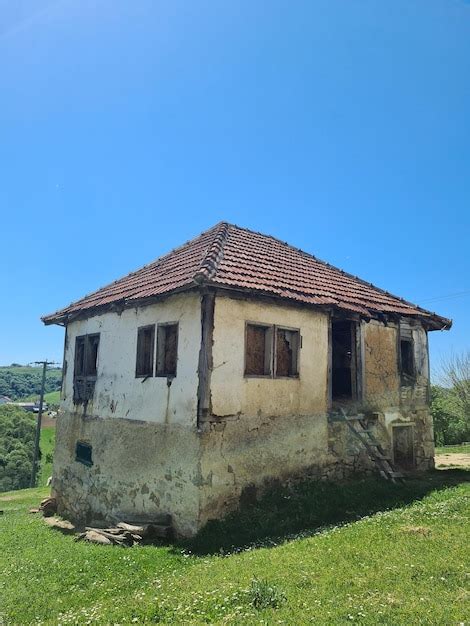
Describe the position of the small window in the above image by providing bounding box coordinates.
[245,324,273,376]
[275,328,300,377]
[400,338,415,378]
[75,441,93,466]
[136,325,155,377]
[73,334,100,403]
[156,323,178,377]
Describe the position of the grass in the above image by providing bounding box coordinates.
[18,390,61,405]
[436,443,470,455]
[0,470,469,624]
[37,426,56,487]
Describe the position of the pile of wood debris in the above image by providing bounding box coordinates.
[30,497,172,546]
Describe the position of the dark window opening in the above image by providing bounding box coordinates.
[73,334,100,403]
[136,325,155,377]
[400,339,415,379]
[245,324,272,376]
[156,323,178,377]
[75,441,93,466]
[275,328,300,377]
[332,320,357,401]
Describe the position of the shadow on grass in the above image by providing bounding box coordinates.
[180,469,469,556]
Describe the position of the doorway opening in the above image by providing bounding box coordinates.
[392,425,415,470]
[332,320,357,402]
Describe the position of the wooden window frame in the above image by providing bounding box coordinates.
[73,333,100,403]
[398,324,416,385]
[135,324,155,378]
[274,325,301,379]
[329,317,363,405]
[244,321,301,379]
[244,322,274,378]
[156,322,179,378]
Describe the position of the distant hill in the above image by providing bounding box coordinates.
[0,365,62,401]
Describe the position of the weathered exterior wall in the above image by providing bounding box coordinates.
[53,292,203,536]
[53,414,201,537]
[198,296,435,527]
[363,320,400,408]
[210,296,329,418]
[61,293,201,424]
[52,289,435,537]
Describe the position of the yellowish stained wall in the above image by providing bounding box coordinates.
[211,295,329,417]
[363,320,400,408]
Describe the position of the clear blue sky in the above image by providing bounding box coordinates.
[1,0,469,376]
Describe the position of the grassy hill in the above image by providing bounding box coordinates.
[0,365,62,401]
[0,470,468,624]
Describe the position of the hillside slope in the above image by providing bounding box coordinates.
[0,472,468,624]
[0,365,62,401]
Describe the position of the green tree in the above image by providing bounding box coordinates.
[0,405,36,492]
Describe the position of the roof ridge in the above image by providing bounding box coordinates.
[193,221,230,284]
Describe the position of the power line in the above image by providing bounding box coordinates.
[419,290,470,304]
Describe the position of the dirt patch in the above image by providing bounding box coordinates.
[435,452,470,469]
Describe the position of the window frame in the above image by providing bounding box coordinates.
[244,321,301,379]
[135,324,156,378]
[156,322,179,378]
[274,325,301,379]
[244,322,274,378]
[73,333,100,403]
[399,336,416,383]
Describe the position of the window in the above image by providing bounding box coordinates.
[136,325,155,377]
[156,323,178,377]
[400,338,415,379]
[275,328,300,377]
[245,323,300,378]
[73,334,100,403]
[245,324,273,376]
[75,441,93,466]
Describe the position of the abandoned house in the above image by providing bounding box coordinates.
[42,222,451,537]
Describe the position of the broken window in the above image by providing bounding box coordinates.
[331,320,358,401]
[156,323,178,377]
[245,323,300,378]
[275,328,300,377]
[400,338,415,379]
[75,441,93,466]
[135,325,155,377]
[73,334,100,403]
[245,324,273,376]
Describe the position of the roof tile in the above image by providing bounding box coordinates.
[42,222,451,329]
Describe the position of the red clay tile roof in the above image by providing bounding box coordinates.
[42,222,451,329]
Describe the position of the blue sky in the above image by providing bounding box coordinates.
[0,0,469,376]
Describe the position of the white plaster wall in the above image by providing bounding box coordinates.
[211,296,329,418]
[61,292,201,425]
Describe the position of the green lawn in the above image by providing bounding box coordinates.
[0,470,469,624]
[19,390,61,405]
[38,426,56,487]
[436,443,470,455]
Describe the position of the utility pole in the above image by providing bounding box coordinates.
[30,360,59,488]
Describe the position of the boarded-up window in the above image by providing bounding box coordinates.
[136,325,155,377]
[74,334,100,403]
[245,324,273,376]
[276,328,300,377]
[156,323,178,377]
